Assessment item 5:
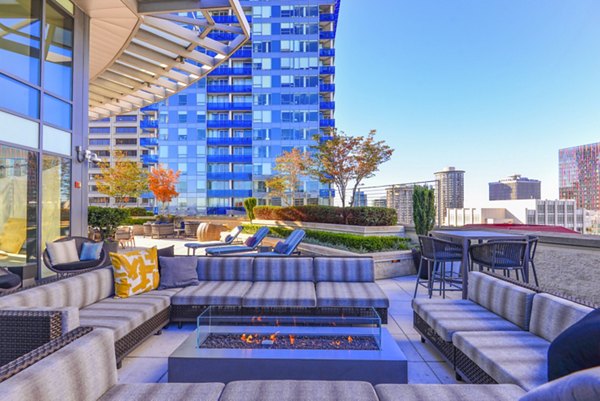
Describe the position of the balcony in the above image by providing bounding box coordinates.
[140,119,158,129]
[320,135,334,142]
[141,154,159,164]
[140,138,159,147]
[207,189,252,198]
[320,101,335,110]
[141,103,159,112]
[207,32,236,41]
[207,172,252,180]
[232,49,251,58]
[212,15,252,23]
[319,31,335,40]
[207,85,252,93]
[207,102,252,111]
[207,155,252,163]
[320,84,335,92]
[319,66,335,75]
[210,67,253,76]
[207,137,252,146]
[319,13,336,22]
[140,191,154,199]
[319,48,335,57]
[320,119,336,128]
[207,120,252,128]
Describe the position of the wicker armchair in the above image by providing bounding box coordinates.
[469,241,527,281]
[42,237,108,277]
[0,268,21,295]
[151,223,174,239]
[114,226,135,248]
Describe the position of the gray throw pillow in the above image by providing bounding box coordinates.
[158,256,200,289]
[46,240,79,265]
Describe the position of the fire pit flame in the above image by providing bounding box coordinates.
[269,331,279,343]
[348,336,353,343]
[289,335,295,345]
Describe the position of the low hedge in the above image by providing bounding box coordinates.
[124,217,153,225]
[253,205,398,226]
[242,224,410,253]
[125,207,154,216]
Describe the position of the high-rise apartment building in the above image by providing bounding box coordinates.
[386,185,415,225]
[489,174,541,201]
[434,167,465,224]
[157,1,339,215]
[88,106,159,208]
[559,142,600,211]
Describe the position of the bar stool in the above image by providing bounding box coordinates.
[527,235,539,286]
[413,235,463,299]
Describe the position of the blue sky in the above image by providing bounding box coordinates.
[334,0,600,206]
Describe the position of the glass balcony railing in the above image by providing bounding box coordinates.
[319,48,335,57]
[207,155,252,163]
[207,206,245,215]
[207,32,236,41]
[207,137,252,146]
[140,138,159,147]
[141,154,159,164]
[207,85,252,93]
[232,49,252,58]
[140,119,158,129]
[207,102,252,111]
[210,67,253,76]
[320,119,335,128]
[320,84,335,92]
[319,31,335,40]
[207,172,252,180]
[207,120,252,128]
[141,103,159,112]
[320,13,336,22]
[319,66,335,75]
[320,101,335,110]
[207,189,253,198]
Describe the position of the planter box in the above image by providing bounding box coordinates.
[253,220,405,237]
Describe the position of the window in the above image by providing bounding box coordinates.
[116,115,137,122]
[115,127,136,134]
[115,138,137,145]
[178,146,187,157]
[43,1,73,99]
[0,73,40,119]
[90,139,110,146]
[178,111,187,123]
[178,95,187,105]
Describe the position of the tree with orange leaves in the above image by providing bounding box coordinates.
[148,165,181,213]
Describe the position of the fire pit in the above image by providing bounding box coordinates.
[168,307,407,384]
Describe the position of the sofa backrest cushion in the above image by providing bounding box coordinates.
[468,271,536,330]
[46,239,79,265]
[0,268,114,310]
[518,366,600,401]
[529,293,593,342]
[197,257,253,281]
[158,257,200,289]
[314,257,375,282]
[253,257,314,281]
[0,328,117,401]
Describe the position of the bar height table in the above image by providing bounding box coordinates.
[430,230,530,299]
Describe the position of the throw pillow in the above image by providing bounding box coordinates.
[273,241,289,254]
[46,239,79,265]
[110,247,159,298]
[224,234,234,243]
[245,236,257,248]
[158,257,200,289]
[548,308,600,381]
[157,245,175,273]
[80,242,103,261]
[520,366,600,401]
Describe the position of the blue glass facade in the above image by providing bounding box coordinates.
[158,0,339,215]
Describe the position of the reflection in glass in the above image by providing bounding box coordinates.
[43,93,71,129]
[44,0,73,100]
[41,154,70,277]
[0,144,38,268]
[0,73,40,118]
[0,0,41,84]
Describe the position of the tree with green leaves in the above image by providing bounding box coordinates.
[243,197,257,222]
[413,185,436,235]
[265,175,288,205]
[95,151,148,207]
[273,148,312,205]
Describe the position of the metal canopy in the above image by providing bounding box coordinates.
[73,0,250,120]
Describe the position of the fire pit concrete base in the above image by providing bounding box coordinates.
[168,326,407,384]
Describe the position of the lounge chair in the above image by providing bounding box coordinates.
[257,229,305,256]
[205,227,270,256]
[184,226,243,255]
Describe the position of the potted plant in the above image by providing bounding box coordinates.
[88,207,129,257]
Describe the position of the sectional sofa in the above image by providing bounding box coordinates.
[413,271,594,389]
[0,256,388,366]
[1,326,598,401]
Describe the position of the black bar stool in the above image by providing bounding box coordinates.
[414,235,463,299]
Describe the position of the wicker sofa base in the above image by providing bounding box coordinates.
[171,305,388,325]
[413,311,455,365]
[114,307,170,365]
[454,346,498,384]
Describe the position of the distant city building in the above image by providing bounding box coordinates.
[446,199,587,233]
[489,174,541,201]
[373,199,387,208]
[88,106,159,209]
[386,185,415,225]
[434,167,465,225]
[352,191,368,207]
[559,142,600,211]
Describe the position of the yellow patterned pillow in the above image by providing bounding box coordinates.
[109,247,159,298]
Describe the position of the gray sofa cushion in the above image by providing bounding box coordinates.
[242,282,317,307]
[375,384,526,401]
[413,298,521,341]
[316,282,389,308]
[519,366,600,401]
[0,328,117,401]
[253,257,314,281]
[79,290,171,340]
[158,257,200,289]
[197,257,253,281]
[220,380,379,401]
[314,257,374,282]
[453,331,550,391]
[171,281,252,306]
[529,293,593,342]
[99,383,225,401]
[0,268,114,310]
[468,271,536,330]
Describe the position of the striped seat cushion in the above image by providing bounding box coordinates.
[99,383,225,401]
[314,258,374,282]
[316,282,389,308]
[453,331,550,391]
[242,282,316,307]
[197,257,253,281]
[253,257,314,281]
[528,293,593,342]
[171,281,252,306]
[375,384,525,401]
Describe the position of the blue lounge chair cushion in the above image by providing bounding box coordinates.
[244,236,257,247]
[273,241,289,254]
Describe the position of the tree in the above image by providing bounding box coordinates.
[95,151,148,207]
[148,165,181,213]
[88,206,129,240]
[265,176,288,205]
[413,185,436,235]
[243,197,257,222]
[273,148,312,205]
[311,130,394,221]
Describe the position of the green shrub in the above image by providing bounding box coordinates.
[124,217,152,225]
[253,205,397,226]
[243,197,257,221]
[242,224,409,253]
[125,207,154,216]
[88,207,129,239]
